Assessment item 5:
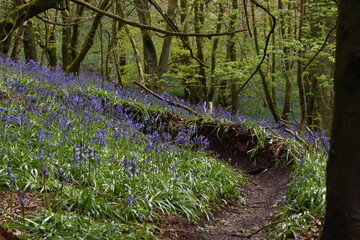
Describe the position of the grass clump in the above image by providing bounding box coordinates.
[267,150,327,239]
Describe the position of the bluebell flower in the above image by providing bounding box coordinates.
[126,196,138,207]
[18,190,26,206]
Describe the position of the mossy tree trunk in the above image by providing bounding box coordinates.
[23,20,38,61]
[0,0,61,52]
[61,0,73,69]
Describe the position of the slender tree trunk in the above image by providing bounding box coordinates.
[228,0,239,113]
[279,0,292,119]
[71,4,84,61]
[158,0,178,79]
[179,0,192,101]
[135,0,158,89]
[10,21,27,60]
[125,26,145,84]
[9,0,25,60]
[194,0,207,101]
[251,1,280,122]
[61,0,72,69]
[66,0,110,73]
[209,3,224,102]
[297,0,307,130]
[47,30,58,67]
[322,1,360,239]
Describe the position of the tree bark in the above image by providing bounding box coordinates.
[23,20,38,61]
[322,1,360,239]
[296,0,307,130]
[47,30,58,67]
[194,0,207,101]
[10,21,27,60]
[135,0,158,89]
[228,0,239,113]
[250,1,280,122]
[158,0,178,78]
[71,4,85,60]
[208,3,224,102]
[61,0,72,69]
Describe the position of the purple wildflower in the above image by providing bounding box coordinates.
[126,196,139,207]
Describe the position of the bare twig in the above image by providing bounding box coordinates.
[230,0,276,104]
[71,0,247,37]
[147,0,208,68]
[283,127,311,150]
[301,24,336,74]
[133,82,199,116]
[36,14,94,26]
[230,220,285,238]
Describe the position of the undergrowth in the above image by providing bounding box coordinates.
[267,149,327,239]
[0,57,330,239]
[0,58,246,239]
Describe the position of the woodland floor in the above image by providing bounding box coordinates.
[154,122,292,240]
[154,152,291,240]
[0,117,291,240]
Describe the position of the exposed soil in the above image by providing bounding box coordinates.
[154,122,291,240]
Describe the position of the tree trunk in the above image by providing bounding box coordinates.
[10,21,27,60]
[158,0,178,79]
[194,0,207,101]
[66,0,110,73]
[322,1,360,239]
[47,30,58,67]
[179,0,192,101]
[250,1,280,122]
[23,20,38,61]
[228,0,239,113]
[135,0,158,89]
[208,3,224,102]
[296,0,307,130]
[61,0,72,69]
[71,4,85,61]
[125,26,145,84]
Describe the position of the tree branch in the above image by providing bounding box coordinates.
[301,24,336,74]
[70,0,247,37]
[36,14,94,26]
[0,0,61,52]
[230,0,276,104]
[147,0,208,68]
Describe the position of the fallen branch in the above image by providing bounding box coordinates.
[283,127,311,150]
[230,220,285,238]
[133,82,199,116]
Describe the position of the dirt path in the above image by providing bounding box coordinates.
[155,152,291,240]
